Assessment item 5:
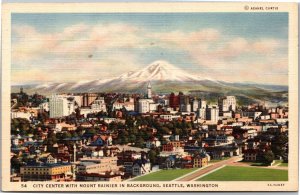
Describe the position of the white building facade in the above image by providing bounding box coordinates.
[219,96,237,113]
[206,106,219,123]
[48,95,75,118]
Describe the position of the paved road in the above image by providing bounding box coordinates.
[177,156,242,181]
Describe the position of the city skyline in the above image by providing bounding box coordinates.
[12,13,288,86]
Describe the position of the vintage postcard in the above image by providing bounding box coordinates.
[1,2,298,192]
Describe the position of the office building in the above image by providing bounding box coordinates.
[49,95,75,118]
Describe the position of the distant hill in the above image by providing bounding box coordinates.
[12,60,288,105]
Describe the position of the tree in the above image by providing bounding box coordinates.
[72,132,78,137]
[11,156,22,172]
[162,127,170,135]
[121,137,129,145]
[148,149,157,165]
[129,134,136,143]
[86,128,97,136]
[76,126,84,136]
[44,132,57,145]
[262,151,275,165]
[37,112,49,123]
[32,134,38,140]
[271,133,288,158]
[174,128,182,135]
[135,137,145,148]
[62,132,72,139]
[11,118,30,134]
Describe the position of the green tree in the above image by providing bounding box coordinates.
[129,134,136,143]
[271,133,288,157]
[44,132,57,145]
[11,156,22,172]
[135,137,145,148]
[262,151,275,165]
[121,137,129,145]
[62,132,72,139]
[86,128,97,136]
[174,128,182,135]
[162,127,170,135]
[148,149,157,165]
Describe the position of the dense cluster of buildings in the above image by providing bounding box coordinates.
[10,83,288,182]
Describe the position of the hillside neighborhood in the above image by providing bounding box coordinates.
[10,82,288,182]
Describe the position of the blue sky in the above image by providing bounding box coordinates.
[11,13,288,85]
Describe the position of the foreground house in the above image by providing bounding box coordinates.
[243,149,259,162]
[132,159,151,176]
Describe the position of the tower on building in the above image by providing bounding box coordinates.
[147,82,152,99]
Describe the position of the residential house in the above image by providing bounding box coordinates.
[145,137,161,149]
[132,159,151,176]
[159,155,176,169]
[243,149,259,162]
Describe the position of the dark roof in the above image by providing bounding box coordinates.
[133,159,149,166]
[244,149,259,154]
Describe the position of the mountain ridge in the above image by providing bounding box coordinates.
[11,60,288,105]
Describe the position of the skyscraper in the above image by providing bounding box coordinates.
[218,96,236,113]
[147,82,152,99]
[169,92,179,109]
[82,93,98,107]
[49,95,75,118]
[206,106,219,123]
[192,98,199,112]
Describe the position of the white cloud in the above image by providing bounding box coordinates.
[12,23,144,84]
[12,23,287,85]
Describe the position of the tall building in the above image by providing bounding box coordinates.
[147,82,152,98]
[82,93,98,107]
[192,98,200,112]
[218,96,236,113]
[179,92,190,112]
[196,99,207,119]
[179,92,186,105]
[138,82,158,113]
[73,95,83,107]
[91,97,107,112]
[49,95,75,118]
[206,106,219,123]
[134,97,140,112]
[169,93,179,109]
[198,108,206,119]
[200,100,207,109]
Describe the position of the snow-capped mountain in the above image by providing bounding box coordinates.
[117,60,203,82]
[12,60,288,104]
[16,60,212,93]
